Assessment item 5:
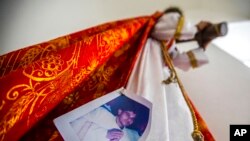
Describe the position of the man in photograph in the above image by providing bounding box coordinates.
[70,102,140,141]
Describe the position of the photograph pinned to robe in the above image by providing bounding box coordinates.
[0,11,214,141]
[53,88,152,141]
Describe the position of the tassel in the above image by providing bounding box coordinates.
[192,130,204,141]
[162,70,177,84]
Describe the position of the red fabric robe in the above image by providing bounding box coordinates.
[0,12,214,141]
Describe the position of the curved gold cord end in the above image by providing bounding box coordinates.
[192,130,204,141]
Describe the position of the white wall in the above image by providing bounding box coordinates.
[0,0,168,55]
[1,0,249,55]
[1,0,250,140]
[177,43,250,141]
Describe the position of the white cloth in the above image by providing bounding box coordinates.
[126,38,193,141]
[151,13,198,41]
[151,12,209,71]
[71,107,139,141]
[173,48,209,71]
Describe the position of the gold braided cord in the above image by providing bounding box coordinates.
[187,51,198,68]
[174,16,185,39]
[160,41,204,141]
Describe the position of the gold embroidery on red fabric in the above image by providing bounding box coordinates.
[83,36,95,45]
[0,81,53,141]
[22,44,80,82]
[48,131,60,141]
[0,51,21,76]
[19,46,43,68]
[18,37,69,70]
[89,23,114,35]
[63,91,80,106]
[41,54,64,77]
[5,79,56,118]
[48,36,70,49]
[6,84,30,100]
[0,55,6,69]
[0,46,81,140]
[87,58,99,72]
[114,44,130,57]
[22,56,64,81]
[1,52,14,76]
[71,58,99,88]
[0,100,5,110]
[92,65,119,98]
[0,18,147,141]
[100,28,128,49]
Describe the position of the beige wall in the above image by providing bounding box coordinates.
[177,42,250,141]
[0,0,250,140]
[1,0,249,55]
